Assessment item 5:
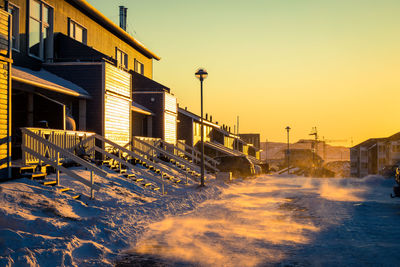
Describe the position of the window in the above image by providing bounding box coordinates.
[134,59,144,75]
[8,3,19,51]
[116,48,128,68]
[28,0,53,60]
[68,19,87,44]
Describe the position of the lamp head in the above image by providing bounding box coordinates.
[195,68,208,81]
[286,126,291,131]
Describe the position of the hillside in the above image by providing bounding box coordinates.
[262,140,349,162]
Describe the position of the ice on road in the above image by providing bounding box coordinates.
[127,175,400,266]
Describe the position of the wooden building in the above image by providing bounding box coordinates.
[132,72,177,145]
[0,7,12,179]
[5,0,161,158]
[350,132,400,177]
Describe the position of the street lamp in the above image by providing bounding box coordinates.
[195,68,208,186]
[285,126,291,174]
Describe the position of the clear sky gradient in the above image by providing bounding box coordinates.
[87,0,400,147]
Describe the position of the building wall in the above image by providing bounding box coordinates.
[133,92,164,140]
[0,8,11,179]
[177,111,193,147]
[43,62,103,134]
[239,133,260,149]
[10,0,153,77]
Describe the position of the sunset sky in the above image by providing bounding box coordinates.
[87,0,400,147]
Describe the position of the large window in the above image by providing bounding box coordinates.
[69,19,87,44]
[116,48,128,68]
[134,59,144,75]
[28,0,53,60]
[8,3,19,51]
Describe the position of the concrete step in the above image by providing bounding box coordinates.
[123,173,136,178]
[143,183,152,187]
[133,178,143,182]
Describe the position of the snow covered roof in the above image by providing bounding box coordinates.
[131,102,154,116]
[12,66,90,99]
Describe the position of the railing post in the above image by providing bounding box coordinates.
[161,171,165,195]
[90,170,94,199]
[56,151,60,186]
[119,150,122,174]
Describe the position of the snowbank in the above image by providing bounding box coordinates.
[0,166,223,266]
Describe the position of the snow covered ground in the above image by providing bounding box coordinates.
[0,166,221,266]
[1,171,400,266]
[123,175,400,266]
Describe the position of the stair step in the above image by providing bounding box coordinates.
[31,173,47,180]
[43,180,57,186]
[20,166,36,173]
[153,187,160,191]
[119,169,127,174]
[175,179,181,183]
[143,183,152,187]
[134,178,143,182]
[123,173,136,178]
[72,194,81,200]
[59,188,71,193]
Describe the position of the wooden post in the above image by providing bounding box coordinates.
[119,150,122,173]
[56,151,60,185]
[161,171,165,195]
[90,170,94,199]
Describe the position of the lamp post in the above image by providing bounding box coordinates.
[285,126,291,174]
[195,68,208,187]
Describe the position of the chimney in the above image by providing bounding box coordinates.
[119,6,128,31]
[205,113,208,120]
[210,115,212,122]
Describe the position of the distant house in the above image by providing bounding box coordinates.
[177,106,262,163]
[350,132,400,177]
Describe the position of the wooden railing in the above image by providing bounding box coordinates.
[176,140,219,171]
[21,128,107,199]
[22,127,95,165]
[81,134,182,193]
[131,136,201,177]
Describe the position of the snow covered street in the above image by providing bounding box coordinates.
[123,175,400,266]
[1,173,400,266]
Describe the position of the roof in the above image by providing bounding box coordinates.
[178,107,221,128]
[131,102,154,116]
[68,0,160,60]
[12,66,90,99]
[204,141,242,157]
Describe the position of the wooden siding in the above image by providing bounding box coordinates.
[0,9,10,179]
[163,92,176,144]
[105,62,130,98]
[104,93,130,146]
[164,112,176,145]
[104,63,131,146]
[10,0,154,78]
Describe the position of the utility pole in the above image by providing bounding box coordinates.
[286,126,291,174]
